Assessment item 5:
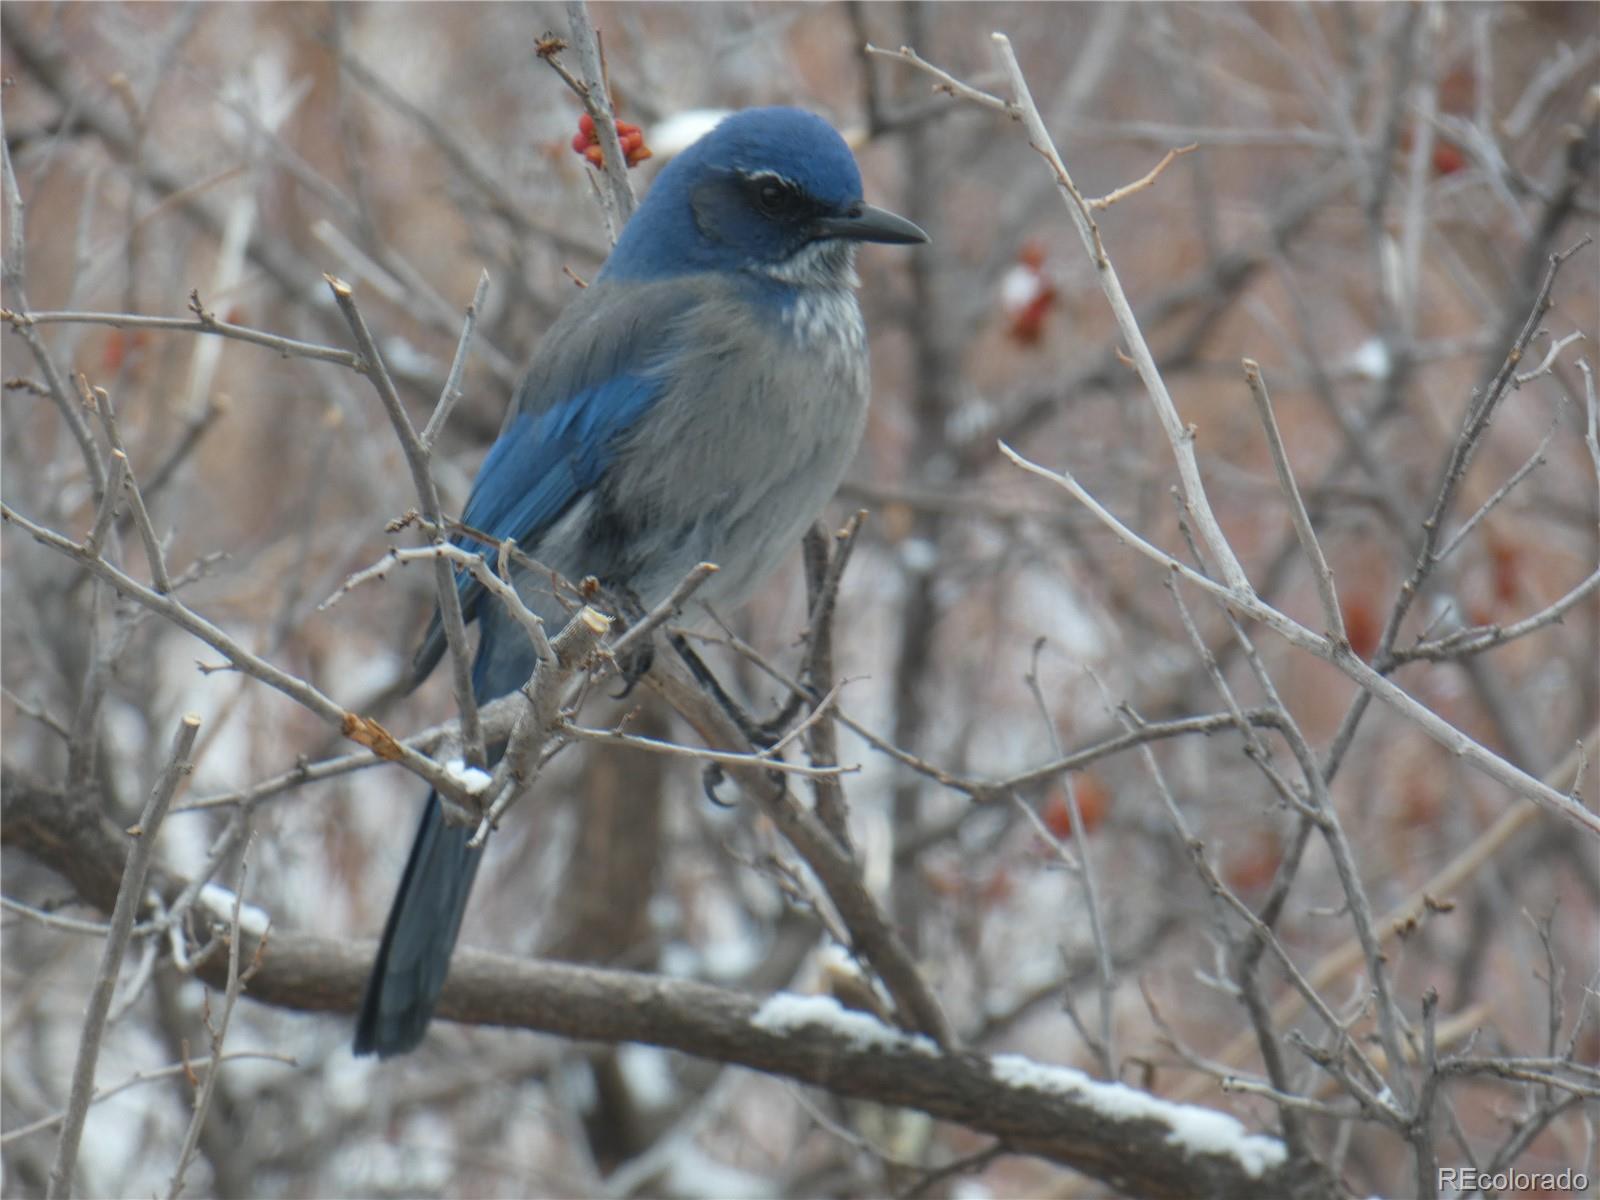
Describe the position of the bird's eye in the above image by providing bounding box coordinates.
[753,178,795,216]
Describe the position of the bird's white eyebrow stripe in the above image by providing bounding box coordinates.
[739,168,799,190]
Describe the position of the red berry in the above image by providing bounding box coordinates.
[1432,141,1466,176]
[1341,594,1381,661]
[569,113,652,169]
[1040,774,1110,841]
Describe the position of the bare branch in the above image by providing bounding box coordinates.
[997,442,1600,837]
[563,721,854,780]
[86,382,173,593]
[1089,143,1198,210]
[985,32,1252,594]
[2,306,362,371]
[1581,358,1600,511]
[0,1053,295,1149]
[421,269,491,450]
[1178,732,1594,1101]
[1022,644,1117,1078]
[48,715,199,1200]
[864,44,1011,112]
[166,845,252,1200]
[325,273,485,770]
[1243,359,1347,644]
[558,2,637,239]
[1,501,479,804]
[1,136,109,499]
[1396,567,1600,663]
[1438,424,1557,563]
[644,652,956,1050]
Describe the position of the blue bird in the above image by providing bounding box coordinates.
[353,107,926,1057]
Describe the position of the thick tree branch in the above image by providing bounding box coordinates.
[0,766,1332,1200]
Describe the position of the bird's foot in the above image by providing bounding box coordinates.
[748,682,823,748]
[701,762,736,807]
[611,639,655,698]
[669,632,777,747]
[605,585,655,698]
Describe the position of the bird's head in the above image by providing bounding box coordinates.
[600,107,927,287]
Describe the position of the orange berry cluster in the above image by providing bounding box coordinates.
[571,112,652,169]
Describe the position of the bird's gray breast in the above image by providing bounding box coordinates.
[610,282,870,609]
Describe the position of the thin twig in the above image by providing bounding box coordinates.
[87,382,173,593]
[1397,566,1600,663]
[897,1142,1010,1199]
[1175,732,1594,1101]
[1,1053,294,1148]
[1417,244,1587,576]
[1092,681,1396,1122]
[1243,358,1347,644]
[996,442,1600,836]
[83,450,129,560]
[0,501,478,804]
[563,722,855,779]
[1089,144,1198,210]
[606,562,720,666]
[327,38,595,263]
[1,687,72,739]
[986,32,1252,595]
[1436,422,1557,562]
[1513,329,1585,385]
[1022,643,1116,1078]
[325,274,485,770]
[48,715,200,1200]
[173,693,531,813]
[1580,359,1600,512]
[469,605,608,846]
[799,515,865,845]
[643,653,956,1048]
[1,306,362,370]
[0,896,116,937]
[421,269,491,449]
[560,2,636,238]
[1,138,109,499]
[864,44,1011,112]
[166,843,252,1199]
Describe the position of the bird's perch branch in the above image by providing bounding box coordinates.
[326,274,488,770]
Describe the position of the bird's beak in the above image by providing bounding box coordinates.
[815,203,929,245]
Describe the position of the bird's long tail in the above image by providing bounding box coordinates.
[355,613,537,1057]
[353,788,484,1057]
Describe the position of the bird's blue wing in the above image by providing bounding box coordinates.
[410,370,660,683]
[457,371,658,563]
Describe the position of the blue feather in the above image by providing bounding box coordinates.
[457,374,659,580]
[411,369,662,681]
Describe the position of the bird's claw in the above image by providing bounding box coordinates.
[701,762,736,807]
[606,584,655,697]
[610,637,655,698]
